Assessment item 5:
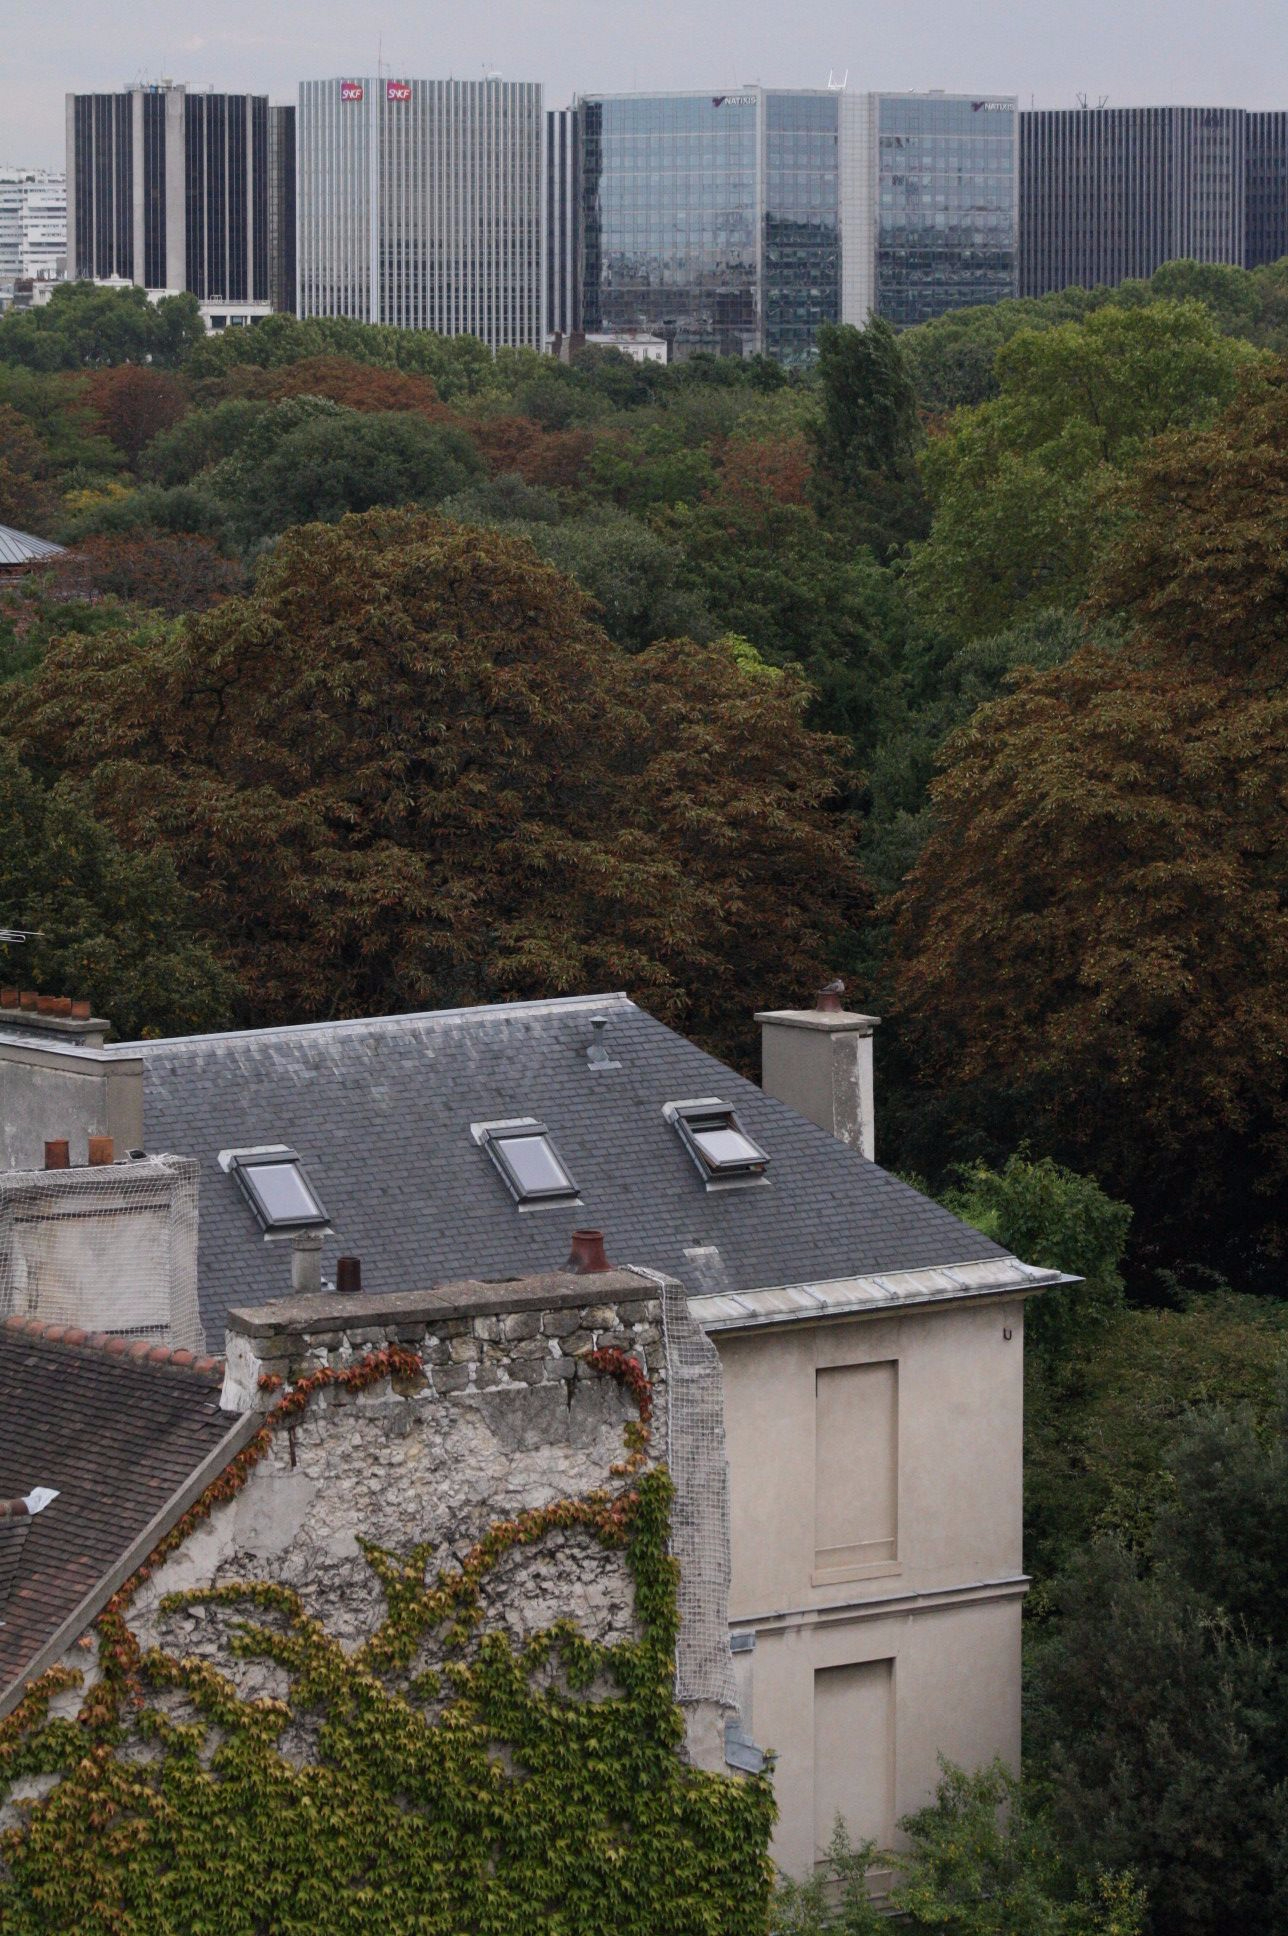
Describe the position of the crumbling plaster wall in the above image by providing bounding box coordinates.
[38,1270,734,1774]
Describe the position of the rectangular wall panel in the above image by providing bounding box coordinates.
[815,1360,897,1573]
[813,1659,895,1859]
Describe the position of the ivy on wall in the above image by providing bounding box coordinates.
[0,1346,775,1935]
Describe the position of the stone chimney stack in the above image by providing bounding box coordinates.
[755,988,880,1159]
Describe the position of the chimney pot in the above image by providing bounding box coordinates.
[566,1228,610,1275]
[71,997,91,1020]
[53,996,72,1018]
[20,991,38,1010]
[290,1231,323,1298]
[36,995,56,1015]
[0,988,17,1008]
[43,1139,70,1170]
[336,1256,362,1295]
[87,1135,114,1166]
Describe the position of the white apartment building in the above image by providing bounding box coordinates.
[0,169,66,284]
[297,75,544,348]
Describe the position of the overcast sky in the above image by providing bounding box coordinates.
[7,0,1288,168]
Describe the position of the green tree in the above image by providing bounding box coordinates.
[0,281,202,370]
[0,742,237,1037]
[906,303,1259,641]
[9,510,863,1062]
[943,1153,1130,1369]
[810,319,925,554]
[1030,1433,1288,1936]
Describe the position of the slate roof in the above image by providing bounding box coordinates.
[113,993,1009,1348]
[0,1320,245,1700]
[0,523,65,568]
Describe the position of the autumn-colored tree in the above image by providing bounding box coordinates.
[260,354,450,421]
[49,532,246,614]
[1086,358,1288,677]
[888,646,1288,1276]
[84,364,191,467]
[10,510,863,1061]
[711,432,813,509]
[465,414,599,491]
[0,402,59,533]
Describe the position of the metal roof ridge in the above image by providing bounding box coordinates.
[105,992,637,1055]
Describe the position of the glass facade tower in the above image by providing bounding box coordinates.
[873,94,1017,325]
[574,87,1016,363]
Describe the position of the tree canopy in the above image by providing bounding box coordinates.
[10,510,863,1061]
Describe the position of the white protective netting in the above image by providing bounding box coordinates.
[647,1270,739,1713]
[0,1154,202,1354]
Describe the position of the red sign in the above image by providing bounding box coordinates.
[386,80,411,101]
[340,80,364,101]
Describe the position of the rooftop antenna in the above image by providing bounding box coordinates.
[827,69,849,91]
[0,929,45,946]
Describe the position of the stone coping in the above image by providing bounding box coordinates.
[226,1268,660,1339]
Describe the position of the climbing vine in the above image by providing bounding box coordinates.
[0,1344,775,1935]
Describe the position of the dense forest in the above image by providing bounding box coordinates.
[4,261,1288,1932]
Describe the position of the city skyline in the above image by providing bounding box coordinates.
[6,0,1288,169]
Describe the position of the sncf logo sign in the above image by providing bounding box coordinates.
[387,80,412,101]
[340,81,364,101]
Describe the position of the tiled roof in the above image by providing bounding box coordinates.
[0,523,65,568]
[113,994,1009,1346]
[0,1318,243,1700]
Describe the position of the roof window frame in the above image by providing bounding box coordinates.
[663,1097,771,1190]
[218,1144,331,1238]
[471,1117,582,1212]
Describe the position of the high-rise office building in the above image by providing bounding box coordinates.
[66,82,277,303]
[853,91,1018,327]
[573,87,1016,363]
[1246,111,1288,269]
[0,169,66,282]
[296,76,543,347]
[546,106,580,337]
[268,104,296,312]
[1020,107,1247,297]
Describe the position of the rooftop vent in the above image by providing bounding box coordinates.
[472,1118,581,1209]
[664,1098,770,1187]
[219,1146,330,1236]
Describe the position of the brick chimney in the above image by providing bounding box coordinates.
[755,989,879,1159]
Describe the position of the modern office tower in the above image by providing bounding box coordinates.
[1020,107,1247,296]
[575,87,1017,363]
[1246,111,1288,268]
[65,83,275,303]
[296,76,544,347]
[0,169,67,281]
[546,105,580,337]
[268,104,296,312]
[853,91,1018,327]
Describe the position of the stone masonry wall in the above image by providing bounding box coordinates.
[32,1268,734,1778]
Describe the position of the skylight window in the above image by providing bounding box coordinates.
[472,1118,581,1208]
[664,1099,770,1185]
[219,1146,330,1234]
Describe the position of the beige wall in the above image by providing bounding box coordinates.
[715,1295,1027,1875]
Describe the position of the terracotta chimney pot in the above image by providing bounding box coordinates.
[336,1256,362,1295]
[566,1229,610,1275]
[88,1136,114,1166]
[20,991,38,1010]
[43,1140,70,1170]
[0,988,17,1008]
[71,998,91,1020]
